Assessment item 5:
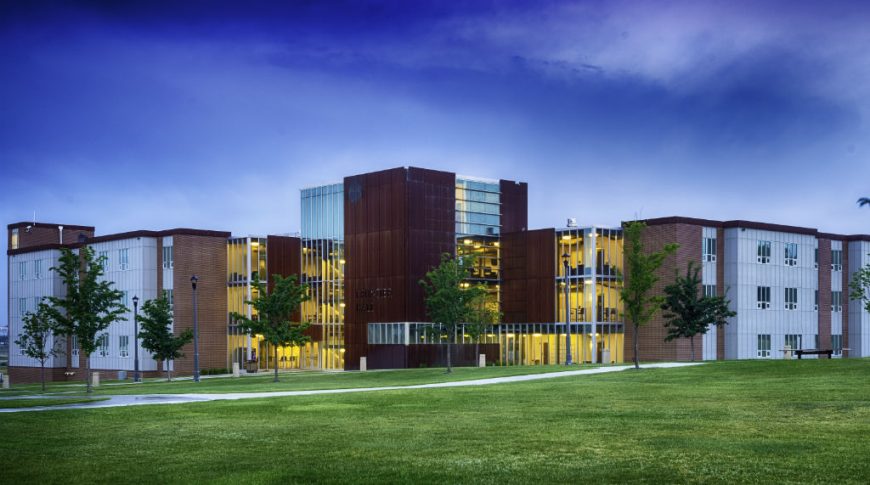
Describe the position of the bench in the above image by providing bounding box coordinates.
[794,349,833,359]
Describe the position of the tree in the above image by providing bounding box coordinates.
[419,253,487,373]
[137,296,193,381]
[620,221,679,369]
[15,301,59,391]
[47,247,126,393]
[465,290,501,366]
[849,262,870,315]
[232,274,310,382]
[660,262,736,361]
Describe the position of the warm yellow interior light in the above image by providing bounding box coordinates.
[464,239,473,245]
[561,234,571,240]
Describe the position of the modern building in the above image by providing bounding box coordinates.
[6,167,870,383]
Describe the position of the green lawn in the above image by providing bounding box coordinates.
[1,364,592,396]
[0,397,108,409]
[1,359,868,484]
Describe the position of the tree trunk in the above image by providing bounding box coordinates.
[446,333,453,374]
[690,335,696,362]
[166,360,172,382]
[633,324,640,370]
[85,352,92,394]
[40,360,46,392]
[273,344,279,383]
[475,341,480,368]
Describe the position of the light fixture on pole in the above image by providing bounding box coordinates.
[132,295,140,383]
[191,275,200,383]
[562,252,573,365]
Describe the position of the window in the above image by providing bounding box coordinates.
[162,246,174,269]
[118,249,129,271]
[815,334,819,350]
[757,334,771,358]
[121,291,129,308]
[98,334,109,357]
[703,237,717,262]
[832,249,842,271]
[784,243,798,266]
[99,250,109,272]
[832,335,843,355]
[71,335,79,356]
[814,290,819,311]
[756,286,771,309]
[19,261,26,280]
[19,298,26,316]
[11,228,19,249]
[703,284,717,298]
[784,287,798,310]
[119,336,129,358]
[33,259,42,279]
[814,248,819,269]
[785,334,802,351]
[757,240,771,264]
[163,289,174,312]
[832,291,842,312]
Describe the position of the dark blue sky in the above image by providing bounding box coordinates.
[2,1,870,324]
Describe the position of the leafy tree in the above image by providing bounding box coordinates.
[15,301,59,391]
[137,296,193,381]
[620,221,679,369]
[465,291,501,366]
[47,247,126,393]
[661,262,736,361]
[849,263,870,315]
[232,274,310,382]
[419,254,487,373]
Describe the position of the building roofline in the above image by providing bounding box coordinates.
[7,221,95,231]
[638,216,870,240]
[7,228,231,255]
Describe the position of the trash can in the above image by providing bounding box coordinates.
[601,349,611,365]
[118,370,127,380]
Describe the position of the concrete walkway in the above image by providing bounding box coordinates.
[0,362,701,413]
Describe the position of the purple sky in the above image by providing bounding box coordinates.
[2,1,870,325]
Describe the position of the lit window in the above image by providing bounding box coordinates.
[757,241,771,264]
[702,237,717,262]
[119,336,129,358]
[784,243,798,266]
[162,246,174,269]
[832,291,842,312]
[831,249,842,271]
[785,334,802,351]
[784,287,797,310]
[119,249,129,271]
[11,228,19,249]
[756,286,771,309]
[757,334,771,358]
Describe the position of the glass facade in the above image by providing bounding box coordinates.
[554,227,625,363]
[301,183,345,370]
[455,177,501,312]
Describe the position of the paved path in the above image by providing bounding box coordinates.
[0,362,701,413]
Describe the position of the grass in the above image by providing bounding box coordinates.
[0,397,108,409]
[0,364,592,396]
[0,359,868,483]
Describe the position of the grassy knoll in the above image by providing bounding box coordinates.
[0,359,868,484]
[0,397,108,409]
[1,364,589,396]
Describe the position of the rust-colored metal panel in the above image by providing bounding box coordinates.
[266,235,301,288]
[500,179,528,233]
[501,229,556,323]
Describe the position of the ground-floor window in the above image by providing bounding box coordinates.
[119,335,129,358]
[832,335,843,355]
[757,334,771,358]
[785,334,802,351]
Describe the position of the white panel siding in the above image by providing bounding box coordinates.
[848,240,870,357]
[701,226,717,360]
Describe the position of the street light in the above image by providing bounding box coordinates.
[132,295,140,383]
[562,253,573,365]
[191,275,200,383]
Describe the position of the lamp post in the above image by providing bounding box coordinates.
[562,253,573,365]
[191,275,200,383]
[132,295,140,383]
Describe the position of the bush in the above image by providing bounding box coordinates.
[200,368,229,376]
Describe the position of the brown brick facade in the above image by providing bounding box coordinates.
[817,239,832,351]
[172,234,229,373]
